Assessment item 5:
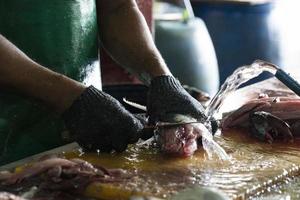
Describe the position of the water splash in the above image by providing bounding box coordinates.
[201,60,278,161]
[194,123,230,161]
[205,60,277,120]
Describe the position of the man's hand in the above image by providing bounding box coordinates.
[63,86,143,152]
[147,75,207,125]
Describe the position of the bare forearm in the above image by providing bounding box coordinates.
[97,0,172,85]
[0,34,85,112]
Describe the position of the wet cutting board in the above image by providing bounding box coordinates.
[2,78,300,200]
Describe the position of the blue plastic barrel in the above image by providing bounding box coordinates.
[192,0,278,84]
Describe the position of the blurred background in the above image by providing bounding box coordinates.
[101,0,300,96]
[152,0,300,95]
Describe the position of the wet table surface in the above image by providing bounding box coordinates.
[3,78,300,200]
[65,78,300,200]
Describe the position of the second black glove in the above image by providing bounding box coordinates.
[147,75,207,125]
[63,86,143,152]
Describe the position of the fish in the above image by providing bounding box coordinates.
[221,94,300,143]
[154,114,207,157]
[0,155,132,199]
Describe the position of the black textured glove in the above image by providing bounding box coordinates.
[147,75,208,125]
[62,86,143,152]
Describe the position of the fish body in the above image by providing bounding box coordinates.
[221,95,300,142]
[155,114,205,157]
[0,156,131,199]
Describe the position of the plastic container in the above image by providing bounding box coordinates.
[191,0,279,84]
[155,17,219,95]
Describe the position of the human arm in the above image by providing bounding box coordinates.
[96,0,172,85]
[0,34,143,152]
[0,34,85,113]
[97,1,210,127]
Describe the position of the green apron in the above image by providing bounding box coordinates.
[0,0,99,164]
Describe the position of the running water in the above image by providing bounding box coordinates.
[205,60,277,120]
[194,123,229,160]
[202,60,278,160]
[134,60,278,161]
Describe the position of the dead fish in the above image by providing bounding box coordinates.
[156,123,200,157]
[154,114,206,157]
[249,111,293,143]
[221,94,300,142]
[0,156,132,192]
[1,158,76,185]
